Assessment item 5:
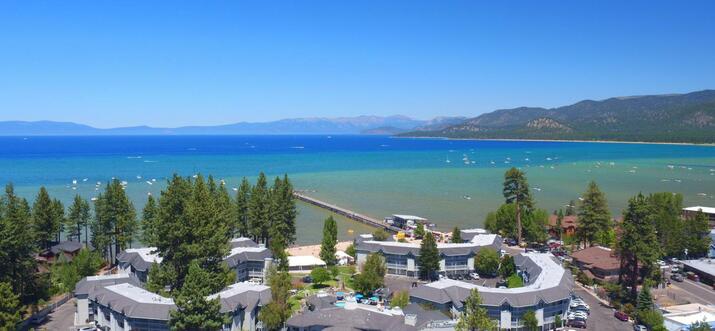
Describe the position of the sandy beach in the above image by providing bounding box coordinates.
[287,241,353,257]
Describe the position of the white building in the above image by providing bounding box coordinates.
[663,303,715,331]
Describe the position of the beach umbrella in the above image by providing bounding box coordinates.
[355,294,364,299]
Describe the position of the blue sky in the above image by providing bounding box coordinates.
[1,1,714,128]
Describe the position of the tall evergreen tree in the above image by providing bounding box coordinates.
[0,184,41,305]
[50,198,65,243]
[267,175,297,251]
[235,177,251,237]
[0,282,21,329]
[522,310,539,331]
[66,194,91,244]
[418,233,440,281]
[451,226,462,243]
[555,209,564,240]
[319,216,338,266]
[685,210,710,258]
[259,266,292,331]
[455,288,496,331]
[576,181,611,247]
[169,261,227,331]
[32,187,61,250]
[648,192,685,257]
[636,284,654,312]
[140,194,159,246]
[248,173,270,243]
[618,193,661,299]
[503,168,532,243]
[152,175,232,292]
[353,253,385,293]
[94,179,137,263]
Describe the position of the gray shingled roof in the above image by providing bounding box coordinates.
[410,253,573,308]
[224,247,272,268]
[286,307,419,331]
[51,241,84,255]
[116,249,158,272]
[208,283,272,313]
[74,274,140,297]
[229,237,259,249]
[356,235,501,257]
[89,284,176,320]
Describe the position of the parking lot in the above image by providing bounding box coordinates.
[573,287,632,331]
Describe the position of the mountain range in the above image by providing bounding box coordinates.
[0,115,464,136]
[2,90,714,143]
[402,90,715,143]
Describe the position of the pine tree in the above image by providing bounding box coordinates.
[50,198,65,243]
[648,192,685,257]
[451,227,462,243]
[320,216,338,266]
[140,194,158,246]
[499,255,516,278]
[169,261,227,331]
[259,266,292,331]
[577,181,611,247]
[32,187,60,250]
[66,195,91,244]
[503,168,532,244]
[152,174,232,292]
[418,233,440,281]
[0,282,21,329]
[618,193,661,299]
[685,210,710,257]
[94,179,137,263]
[555,209,564,240]
[636,284,654,312]
[0,184,41,305]
[354,253,385,293]
[248,173,270,243]
[455,288,495,331]
[235,177,251,237]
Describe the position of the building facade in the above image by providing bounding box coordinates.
[355,232,502,278]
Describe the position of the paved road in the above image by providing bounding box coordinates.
[669,279,715,304]
[574,288,632,331]
[37,298,75,331]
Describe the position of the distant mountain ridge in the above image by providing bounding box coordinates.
[0,115,463,136]
[402,90,715,143]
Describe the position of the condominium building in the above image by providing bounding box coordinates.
[410,253,573,330]
[355,232,502,278]
[74,274,271,331]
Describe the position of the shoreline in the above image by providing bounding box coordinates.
[393,135,715,147]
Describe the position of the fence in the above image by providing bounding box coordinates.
[17,293,73,331]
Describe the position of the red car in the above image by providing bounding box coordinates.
[614,311,629,321]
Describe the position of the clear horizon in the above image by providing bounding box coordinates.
[1,1,714,128]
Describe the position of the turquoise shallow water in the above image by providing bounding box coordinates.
[2,135,714,244]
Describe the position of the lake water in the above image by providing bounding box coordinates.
[2,135,714,244]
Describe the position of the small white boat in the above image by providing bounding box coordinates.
[72,179,77,185]
[462,195,472,200]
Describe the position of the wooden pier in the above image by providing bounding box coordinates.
[293,192,401,233]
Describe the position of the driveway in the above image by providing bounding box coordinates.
[36,298,75,331]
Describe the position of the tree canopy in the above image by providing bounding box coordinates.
[577,181,612,247]
[475,248,499,276]
[418,233,440,281]
[451,226,462,243]
[320,216,338,266]
[618,193,661,299]
[455,288,496,331]
[502,167,532,243]
[169,261,227,331]
[354,253,385,294]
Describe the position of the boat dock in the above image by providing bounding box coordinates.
[293,192,401,233]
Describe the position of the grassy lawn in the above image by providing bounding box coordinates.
[507,274,524,288]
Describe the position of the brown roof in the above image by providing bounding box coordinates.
[571,246,620,271]
[547,215,579,229]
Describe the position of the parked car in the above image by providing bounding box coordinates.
[633,324,647,331]
[302,275,313,283]
[505,238,518,246]
[687,272,700,282]
[567,319,587,328]
[614,311,629,321]
[469,272,480,280]
[671,273,684,282]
